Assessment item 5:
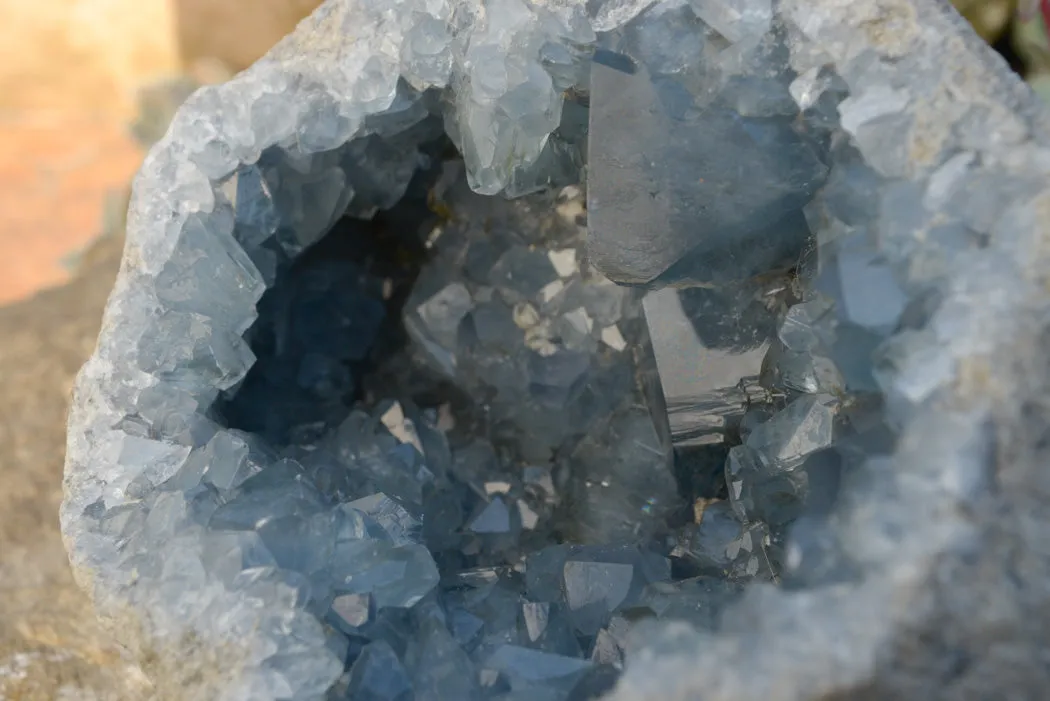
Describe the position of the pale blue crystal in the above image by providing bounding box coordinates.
[484,644,592,690]
[468,496,514,534]
[345,640,414,701]
[331,538,438,609]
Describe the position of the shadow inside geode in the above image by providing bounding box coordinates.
[214,149,442,448]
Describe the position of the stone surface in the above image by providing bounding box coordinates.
[60,0,1050,700]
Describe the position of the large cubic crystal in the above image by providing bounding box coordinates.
[62,0,1050,699]
[586,3,828,286]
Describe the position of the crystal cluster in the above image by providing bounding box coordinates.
[62,0,1050,699]
[401,177,681,546]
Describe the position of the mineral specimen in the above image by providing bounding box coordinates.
[61,0,1050,699]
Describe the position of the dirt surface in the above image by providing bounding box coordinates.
[0,113,143,305]
[173,0,324,76]
[0,0,179,120]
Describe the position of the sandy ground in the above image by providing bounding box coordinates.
[0,114,143,305]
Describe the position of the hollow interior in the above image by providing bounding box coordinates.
[90,4,936,697]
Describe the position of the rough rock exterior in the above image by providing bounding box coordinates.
[61,0,1050,700]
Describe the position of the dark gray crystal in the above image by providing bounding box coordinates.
[468,496,514,534]
[639,577,742,628]
[586,5,826,286]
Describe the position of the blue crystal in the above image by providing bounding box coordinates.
[330,538,438,610]
[344,640,414,701]
[404,617,482,701]
[348,493,423,546]
[526,545,670,635]
[484,645,592,689]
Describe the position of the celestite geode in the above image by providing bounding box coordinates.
[62,0,1050,699]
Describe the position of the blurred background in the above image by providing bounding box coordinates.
[0,0,1046,698]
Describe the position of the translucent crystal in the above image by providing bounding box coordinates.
[726,444,807,526]
[208,464,326,531]
[778,299,834,353]
[345,640,414,701]
[725,521,777,580]
[330,539,439,610]
[566,405,678,544]
[688,0,771,42]
[415,283,474,354]
[521,601,550,642]
[405,616,481,701]
[761,341,845,396]
[200,530,277,585]
[589,0,658,32]
[488,246,560,301]
[589,614,632,668]
[563,561,635,614]
[348,493,423,547]
[823,233,909,335]
[198,430,269,491]
[401,15,455,90]
[745,395,836,470]
[255,509,337,577]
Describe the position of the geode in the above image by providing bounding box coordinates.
[61,0,1050,699]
